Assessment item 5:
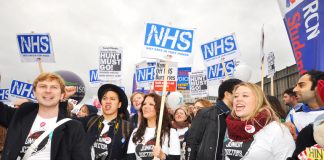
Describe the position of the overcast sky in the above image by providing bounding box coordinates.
[0,0,296,103]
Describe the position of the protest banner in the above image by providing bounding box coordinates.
[154,61,177,92]
[143,23,195,63]
[98,46,122,81]
[0,89,9,101]
[177,67,191,90]
[277,0,324,74]
[189,70,208,98]
[207,59,235,85]
[17,33,54,63]
[135,61,156,90]
[267,52,276,77]
[200,33,239,66]
[10,80,35,100]
[89,69,101,87]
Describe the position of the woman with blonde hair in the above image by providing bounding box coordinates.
[192,99,213,117]
[223,82,295,160]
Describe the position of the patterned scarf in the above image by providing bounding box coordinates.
[226,110,271,141]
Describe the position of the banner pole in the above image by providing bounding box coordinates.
[154,60,169,160]
[261,61,264,91]
[271,76,274,96]
[221,56,229,80]
[37,58,44,73]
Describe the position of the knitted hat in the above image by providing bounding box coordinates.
[313,114,324,147]
[317,80,324,103]
[97,83,128,115]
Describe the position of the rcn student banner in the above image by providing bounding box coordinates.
[154,61,177,92]
[10,80,35,100]
[98,46,122,81]
[135,61,156,90]
[200,33,239,66]
[143,23,195,63]
[17,33,55,62]
[177,67,191,90]
[0,89,9,101]
[189,70,208,98]
[277,0,324,74]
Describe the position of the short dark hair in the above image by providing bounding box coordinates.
[218,78,242,101]
[283,88,296,97]
[303,70,324,90]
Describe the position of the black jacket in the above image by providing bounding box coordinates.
[0,102,91,160]
[185,101,230,160]
[78,114,133,160]
[288,123,316,160]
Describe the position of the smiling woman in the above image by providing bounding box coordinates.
[127,93,181,160]
[223,82,295,160]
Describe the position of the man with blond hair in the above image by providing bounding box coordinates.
[0,72,90,160]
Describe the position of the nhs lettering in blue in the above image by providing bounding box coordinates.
[17,34,51,54]
[207,60,235,79]
[90,69,99,82]
[10,80,35,99]
[0,89,9,101]
[201,35,237,60]
[136,67,155,82]
[144,23,193,52]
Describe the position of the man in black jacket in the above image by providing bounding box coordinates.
[186,78,242,160]
[0,72,90,160]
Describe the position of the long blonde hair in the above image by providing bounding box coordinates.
[231,82,279,123]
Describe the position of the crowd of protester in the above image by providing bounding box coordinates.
[0,69,323,160]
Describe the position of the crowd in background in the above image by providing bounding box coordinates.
[0,70,323,160]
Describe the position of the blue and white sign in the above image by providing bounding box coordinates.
[89,69,101,87]
[143,23,194,63]
[277,0,324,74]
[17,33,55,62]
[0,89,9,101]
[10,80,35,100]
[207,59,235,84]
[90,69,100,83]
[136,66,156,83]
[201,33,239,66]
[177,67,191,90]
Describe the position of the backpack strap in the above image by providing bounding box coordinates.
[86,115,101,132]
[20,118,72,160]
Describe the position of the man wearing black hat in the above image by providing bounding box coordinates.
[77,83,133,160]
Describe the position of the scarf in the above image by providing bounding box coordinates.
[226,110,271,142]
[171,121,190,129]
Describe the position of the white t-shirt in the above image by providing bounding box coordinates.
[127,127,180,159]
[223,121,295,160]
[176,127,188,160]
[286,105,324,133]
[18,115,57,160]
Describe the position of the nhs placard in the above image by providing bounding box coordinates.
[10,80,35,100]
[201,33,239,66]
[207,60,235,83]
[90,69,99,83]
[0,89,9,101]
[143,23,194,63]
[136,66,155,83]
[17,33,55,62]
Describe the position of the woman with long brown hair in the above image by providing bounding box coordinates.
[127,93,180,160]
